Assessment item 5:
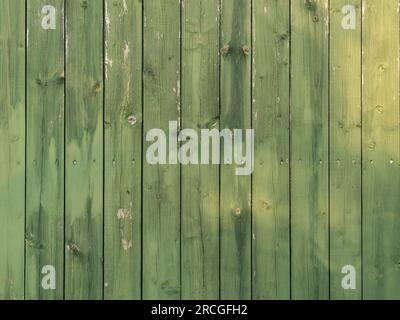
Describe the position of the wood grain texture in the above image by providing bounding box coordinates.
[0,0,25,300]
[142,0,181,300]
[220,0,252,300]
[0,0,399,301]
[329,0,362,300]
[362,0,400,299]
[291,0,329,299]
[65,0,103,299]
[181,0,220,299]
[104,0,142,300]
[252,0,290,300]
[25,0,65,300]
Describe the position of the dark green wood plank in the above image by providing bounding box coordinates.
[329,0,362,300]
[0,0,25,300]
[104,0,142,300]
[252,0,290,300]
[362,0,400,299]
[181,0,220,299]
[142,0,181,299]
[65,0,103,300]
[220,0,252,300]
[26,0,65,300]
[291,0,329,299]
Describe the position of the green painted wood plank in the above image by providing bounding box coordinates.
[329,0,362,300]
[142,0,181,300]
[291,0,329,299]
[104,0,142,300]
[181,0,220,299]
[65,0,103,300]
[362,0,400,299]
[252,0,290,300]
[0,0,25,300]
[220,0,252,300]
[25,0,65,300]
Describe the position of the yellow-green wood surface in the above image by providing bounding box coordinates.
[65,0,103,299]
[0,0,398,300]
[0,0,25,300]
[329,0,362,300]
[291,0,329,299]
[104,0,142,300]
[26,0,64,300]
[252,0,290,300]
[142,0,181,299]
[181,0,220,299]
[362,0,400,299]
[220,0,252,300]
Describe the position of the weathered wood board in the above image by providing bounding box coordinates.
[252,0,290,300]
[220,0,252,300]
[142,0,181,299]
[329,0,362,300]
[65,0,104,299]
[181,0,220,300]
[362,0,400,300]
[104,0,142,300]
[26,0,65,300]
[0,0,25,300]
[291,0,330,300]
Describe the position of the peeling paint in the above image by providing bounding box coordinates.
[121,239,133,250]
[105,1,110,33]
[122,0,128,15]
[65,34,68,60]
[123,41,130,62]
[117,207,132,220]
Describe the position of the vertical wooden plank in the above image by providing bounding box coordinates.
[329,0,362,300]
[291,0,329,299]
[181,0,219,299]
[26,0,65,299]
[362,0,400,299]
[0,0,25,300]
[181,0,220,299]
[142,0,181,299]
[220,0,252,299]
[65,0,103,299]
[104,0,142,300]
[252,0,290,300]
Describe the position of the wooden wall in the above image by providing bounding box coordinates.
[0,0,399,300]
